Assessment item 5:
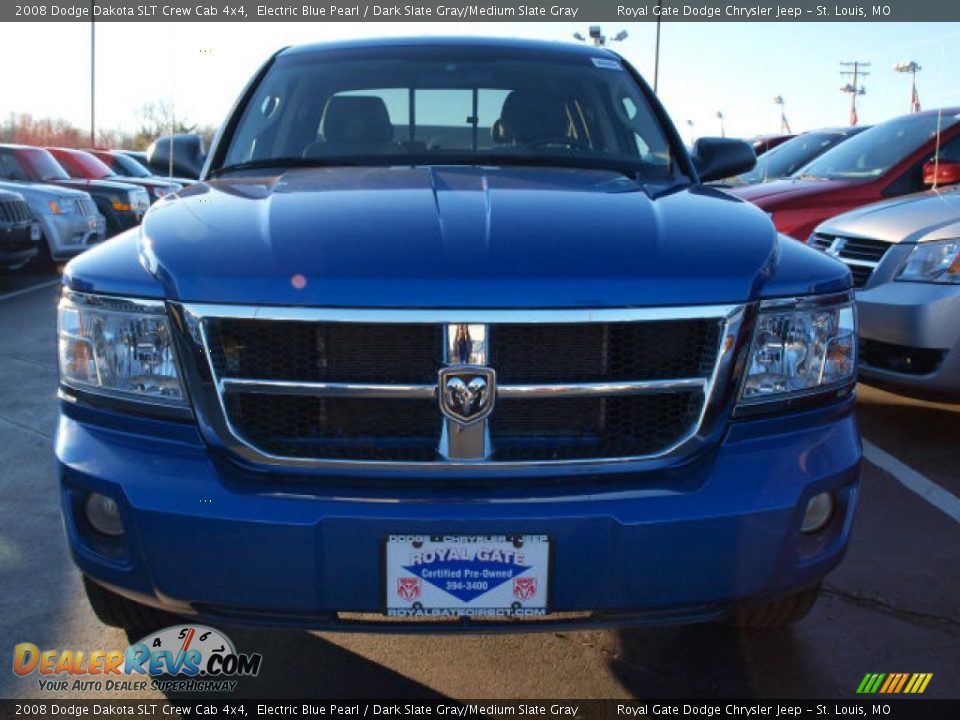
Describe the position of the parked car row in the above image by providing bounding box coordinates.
[0,143,185,268]
[729,108,960,400]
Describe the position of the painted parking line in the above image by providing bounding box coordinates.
[0,279,61,302]
[863,439,960,524]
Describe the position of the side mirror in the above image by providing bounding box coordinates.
[146,134,207,180]
[692,137,756,183]
[922,159,960,187]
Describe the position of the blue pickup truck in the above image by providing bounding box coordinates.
[56,38,861,634]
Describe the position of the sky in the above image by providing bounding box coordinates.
[2,20,959,141]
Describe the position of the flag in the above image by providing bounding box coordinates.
[912,85,921,113]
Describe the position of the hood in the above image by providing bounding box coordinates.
[816,186,960,244]
[731,177,859,207]
[53,178,145,195]
[110,176,173,190]
[149,175,193,187]
[0,179,88,200]
[139,165,781,308]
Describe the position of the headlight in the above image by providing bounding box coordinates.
[151,183,181,200]
[896,240,960,284]
[739,294,857,403]
[58,291,186,407]
[48,198,75,214]
[109,195,133,212]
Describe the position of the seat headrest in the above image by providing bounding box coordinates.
[498,90,570,143]
[320,96,394,145]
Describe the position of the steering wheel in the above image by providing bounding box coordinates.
[526,136,589,150]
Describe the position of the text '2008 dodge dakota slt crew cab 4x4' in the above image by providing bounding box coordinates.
[56,38,861,634]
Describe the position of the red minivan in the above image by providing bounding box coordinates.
[733,109,960,241]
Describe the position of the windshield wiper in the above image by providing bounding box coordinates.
[208,157,354,178]
[210,153,669,182]
[423,152,661,181]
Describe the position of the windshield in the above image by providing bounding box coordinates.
[110,153,152,178]
[218,46,678,179]
[55,150,115,180]
[733,132,846,185]
[797,114,960,180]
[3,148,71,182]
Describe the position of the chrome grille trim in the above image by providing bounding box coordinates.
[810,233,892,288]
[220,379,437,399]
[179,303,747,472]
[181,304,743,324]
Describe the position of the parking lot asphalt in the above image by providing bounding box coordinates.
[0,276,957,701]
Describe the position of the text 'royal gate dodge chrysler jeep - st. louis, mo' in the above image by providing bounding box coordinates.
[56,38,861,633]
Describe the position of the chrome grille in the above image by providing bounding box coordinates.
[810,233,892,288]
[185,305,744,469]
[74,197,98,216]
[0,198,31,223]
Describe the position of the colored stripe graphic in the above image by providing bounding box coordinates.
[858,673,932,694]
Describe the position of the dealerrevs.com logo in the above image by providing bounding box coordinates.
[12,625,262,693]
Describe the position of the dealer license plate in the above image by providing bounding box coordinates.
[384,534,550,619]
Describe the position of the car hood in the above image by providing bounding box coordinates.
[110,176,171,190]
[54,178,143,194]
[731,177,860,206]
[140,165,781,308]
[0,179,87,200]
[816,185,960,244]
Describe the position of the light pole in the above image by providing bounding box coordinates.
[573,27,628,48]
[894,61,922,113]
[840,61,870,126]
[773,96,791,133]
[686,119,695,146]
[716,111,725,138]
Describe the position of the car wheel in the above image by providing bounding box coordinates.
[733,581,821,629]
[82,575,180,635]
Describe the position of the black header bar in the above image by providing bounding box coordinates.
[2,0,957,23]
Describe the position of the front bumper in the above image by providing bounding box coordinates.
[0,222,39,269]
[57,397,861,632]
[857,281,960,396]
[37,213,106,261]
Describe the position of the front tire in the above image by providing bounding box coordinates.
[82,575,179,635]
[733,581,821,629]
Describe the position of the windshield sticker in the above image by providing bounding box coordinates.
[591,58,623,70]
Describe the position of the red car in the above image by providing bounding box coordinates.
[750,133,796,155]
[47,147,181,204]
[733,109,960,241]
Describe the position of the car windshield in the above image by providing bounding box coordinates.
[56,150,115,180]
[797,113,960,180]
[4,148,71,182]
[110,153,152,178]
[732,132,846,185]
[217,46,679,179]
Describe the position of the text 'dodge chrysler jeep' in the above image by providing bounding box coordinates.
[56,38,861,633]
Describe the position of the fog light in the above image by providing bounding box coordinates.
[84,493,124,537]
[801,492,834,534]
